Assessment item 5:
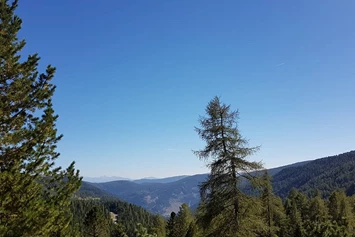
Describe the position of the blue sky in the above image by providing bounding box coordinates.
[17,1,355,179]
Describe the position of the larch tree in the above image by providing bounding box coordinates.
[194,96,263,237]
[0,0,81,236]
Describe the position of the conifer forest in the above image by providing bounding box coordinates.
[1,1,354,236]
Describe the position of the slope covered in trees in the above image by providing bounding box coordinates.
[78,161,308,216]
[272,150,355,198]
[77,151,355,217]
[70,197,166,237]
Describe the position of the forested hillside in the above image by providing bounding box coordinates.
[78,152,355,217]
[88,174,206,216]
[70,197,165,237]
[273,150,355,198]
[81,162,309,216]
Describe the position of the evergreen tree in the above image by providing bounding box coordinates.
[111,223,128,237]
[328,191,354,234]
[0,0,81,236]
[135,223,157,237]
[166,212,177,237]
[282,190,304,237]
[173,203,195,237]
[185,221,199,237]
[84,206,110,237]
[303,195,332,237]
[149,215,166,237]
[194,96,263,237]
[259,171,285,237]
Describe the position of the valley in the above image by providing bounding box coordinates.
[79,150,355,216]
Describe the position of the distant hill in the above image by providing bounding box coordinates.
[73,182,163,236]
[90,174,207,216]
[83,175,189,184]
[133,175,189,184]
[83,176,131,183]
[78,151,355,216]
[75,181,118,198]
[81,160,307,216]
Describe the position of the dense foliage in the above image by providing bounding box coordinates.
[166,187,355,237]
[70,197,166,237]
[0,0,81,236]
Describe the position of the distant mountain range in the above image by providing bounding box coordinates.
[133,175,189,184]
[83,175,189,184]
[77,151,355,216]
[83,176,131,183]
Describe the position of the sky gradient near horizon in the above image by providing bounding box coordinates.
[16,1,355,179]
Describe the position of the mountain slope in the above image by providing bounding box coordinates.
[83,151,355,216]
[75,181,117,198]
[91,174,207,216]
[272,150,355,198]
[85,161,308,216]
[73,184,164,236]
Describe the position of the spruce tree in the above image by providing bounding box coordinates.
[0,0,81,235]
[194,96,263,237]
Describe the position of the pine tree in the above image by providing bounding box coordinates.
[0,0,81,235]
[194,96,263,237]
[259,171,285,237]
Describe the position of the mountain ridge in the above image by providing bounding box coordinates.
[78,151,355,216]
[80,159,311,216]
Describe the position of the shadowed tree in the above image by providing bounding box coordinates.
[166,212,177,237]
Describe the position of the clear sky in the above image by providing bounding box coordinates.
[16,1,355,179]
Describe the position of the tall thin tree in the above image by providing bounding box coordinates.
[194,96,262,237]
